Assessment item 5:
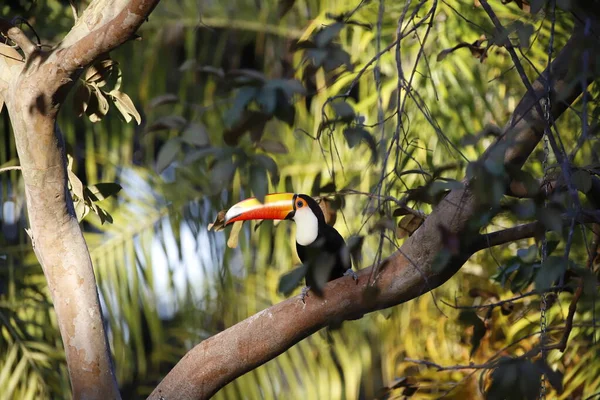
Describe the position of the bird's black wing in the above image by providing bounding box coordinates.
[297,224,351,292]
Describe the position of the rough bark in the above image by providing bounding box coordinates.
[0,1,160,398]
[148,18,600,400]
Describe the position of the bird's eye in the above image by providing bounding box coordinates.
[296,200,304,208]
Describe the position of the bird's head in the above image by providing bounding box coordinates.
[224,193,324,245]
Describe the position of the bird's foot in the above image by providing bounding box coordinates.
[344,269,358,282]
[300,286,311,303]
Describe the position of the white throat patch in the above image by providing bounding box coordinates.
[293,206,319,246]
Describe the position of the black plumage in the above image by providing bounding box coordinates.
[292,194,351,293]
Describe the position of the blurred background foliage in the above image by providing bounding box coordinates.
[1,0,599,399]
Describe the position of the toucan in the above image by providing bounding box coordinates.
[224,193,357,298]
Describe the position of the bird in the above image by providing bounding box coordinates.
[224,193,357,299]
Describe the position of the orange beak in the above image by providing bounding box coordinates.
[224,193,296,225]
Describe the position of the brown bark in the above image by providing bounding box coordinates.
[149,18,600,400]
[0,1,160,398]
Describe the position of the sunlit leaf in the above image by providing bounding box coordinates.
[227,221,243,248]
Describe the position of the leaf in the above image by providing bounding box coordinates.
[516,23,534,48]
[73,83,91,117]
[315,22,344,47]
[227,221,244,248]
[156,138,182,173]
[537,206,563,233]
[250,164,268,202]
[253,154,280,186]
[311,172,322,196]
[224,111,268,146]
[331,101,355,120]
[458,310,486,357]
[277,0,296,18]
[517,245,538,264]
[343,127,378,163]
[181,123,210,147]
[210,158,236,190]
[85,183,122,202]
[323,47,352,72]
[147,115,186,132]
[266,78,306,98]
[278,264,308,296]
[396,214,424,238]
[68,169,84,200]
[109,90,141,124]
[257,140,288,154]
[86,86,109,122]
[256,87,277,114]
[273,92,296,126]
[535,256,566,291]
[149,93,179,108]
[529,0,547,14]
[572,169,592,193]
[306,48,328,67]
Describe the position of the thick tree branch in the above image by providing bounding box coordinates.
[149,21,599,400]
[59,0,160,72]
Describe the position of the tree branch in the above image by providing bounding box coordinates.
[149,20,599,400]
[59,0,160,73]
[473,222,540,251]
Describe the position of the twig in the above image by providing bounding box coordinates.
[0,166,22,174]
[6,26,36,57]
[404,358,494,371]
[441,286,567,311]
[472,222,539,251]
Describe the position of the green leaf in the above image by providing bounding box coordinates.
[517,245,538,264]
[85,183,122,202]
[156,138,182,173]
[210,158,236,190]
[315,22,344,47]
[253,154,280,186]
[537,206,563,233]
[516,23,534,48]
[181,123,210,147]
[535,256,566,292]
[149,93,179,108]
[227,87,258,126]
[147,115,187,132]
[572,169,592,193]
[332,101,355,120]
[278,264,308,296]
[343,127,378,163]
[257,140,288,154]
[250,164,268,202]
[257,87,277,114]
[323,47,352,72]
[307,48,328,67]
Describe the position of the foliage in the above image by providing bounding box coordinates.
[1,0,599,399]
